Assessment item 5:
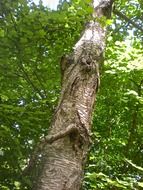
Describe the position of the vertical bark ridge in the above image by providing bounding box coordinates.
[33,1,113,189]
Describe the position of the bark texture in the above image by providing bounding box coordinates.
[33,1,113,190]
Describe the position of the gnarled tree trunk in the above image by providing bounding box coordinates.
[33,1,113,189]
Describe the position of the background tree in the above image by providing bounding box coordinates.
[0,0,143,189]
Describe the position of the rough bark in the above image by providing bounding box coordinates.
[33,1,113,190]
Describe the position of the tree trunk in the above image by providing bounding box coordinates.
[33,1,113,189]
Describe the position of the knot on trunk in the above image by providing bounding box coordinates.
[94,0,113,18]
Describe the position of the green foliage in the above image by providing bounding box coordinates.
[84,6,143,188]
[0,0,91,189]
[0,0,143,189]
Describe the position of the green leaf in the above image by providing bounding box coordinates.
[138,182,143,187]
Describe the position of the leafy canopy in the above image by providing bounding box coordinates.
[0,0,143,189]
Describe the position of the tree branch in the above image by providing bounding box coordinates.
[33,70,47,98]
[43,124,78,143]
[114,9,143,33]
[9,11,46,99]
[22,124,78,176]
[125,158,143,172]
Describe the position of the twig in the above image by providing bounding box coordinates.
[9,11,46,99]
[114,9,143,33]
[125,158,143,172]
